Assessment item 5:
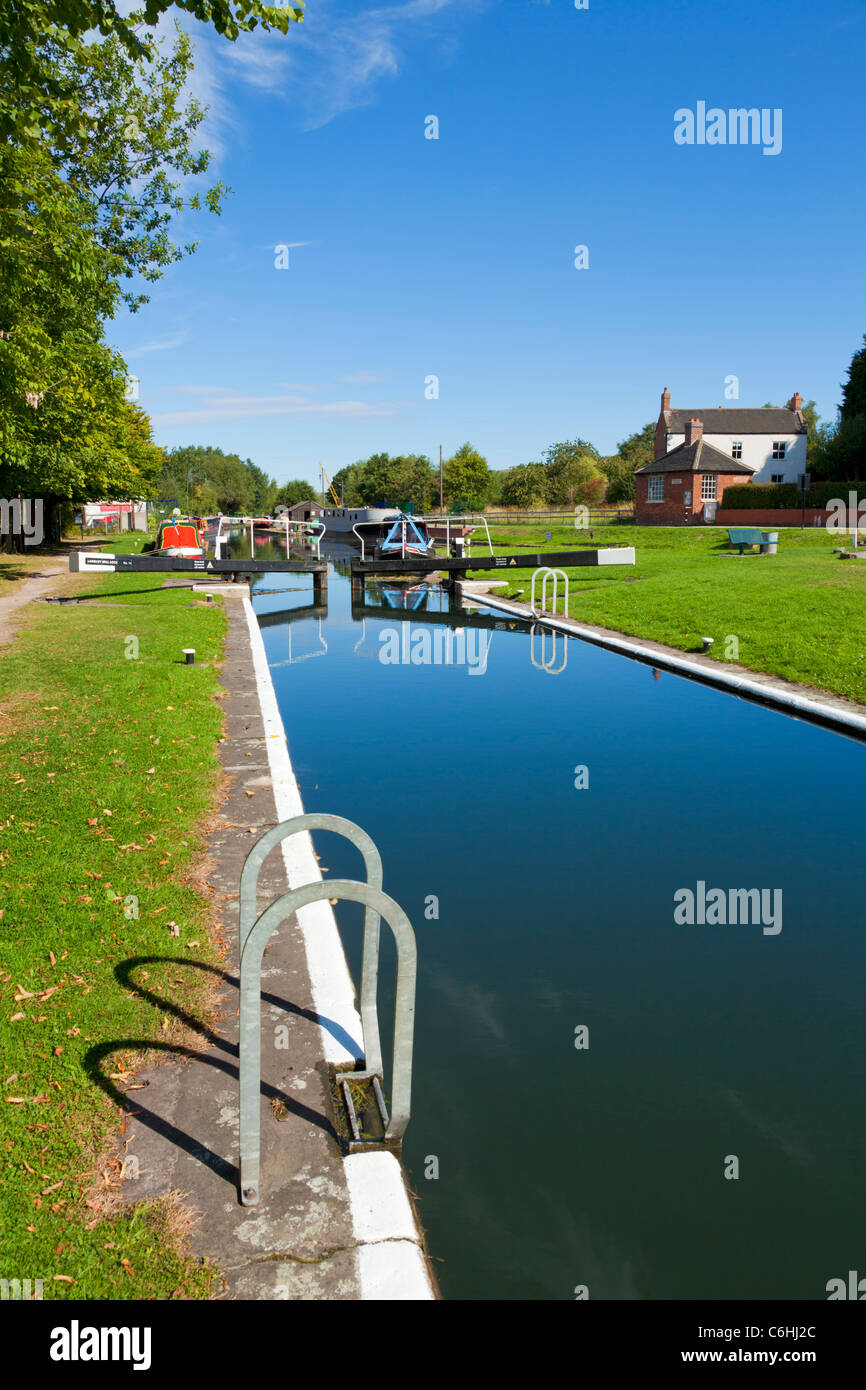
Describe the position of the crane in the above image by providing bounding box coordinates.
[320,462,341,507]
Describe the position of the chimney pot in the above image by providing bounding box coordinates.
[685,417,703,445]
[789,391,803,412]
[661,386,671,412]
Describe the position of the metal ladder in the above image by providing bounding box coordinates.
[530,623,568,675]
[237,813,417,1206]
[530,564,569,617]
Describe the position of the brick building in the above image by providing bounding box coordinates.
[654,386,807,484]
[634,417,753,525]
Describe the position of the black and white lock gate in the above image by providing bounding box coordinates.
[237,813,418,1206]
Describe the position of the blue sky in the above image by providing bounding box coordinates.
[114,0,866,487]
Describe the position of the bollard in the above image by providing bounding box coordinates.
[182,648,195,665]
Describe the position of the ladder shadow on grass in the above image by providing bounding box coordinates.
[81,953,361,1189]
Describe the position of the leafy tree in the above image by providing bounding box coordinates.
[541,439,605,506]
[330,460,366,506]
[599,421,655,503]
[499,462,547,507]
[485,468,504,507]
[274,478,314,508]
[0,18,266,527]
[840,336,866,423]
[0,2,303,152]
[390,454,436,512]
[44,23,229,314]
[332,452,436,510]
[443,442,489,511]
[161,445,275,514]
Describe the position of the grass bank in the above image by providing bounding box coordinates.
[468,523,865,704]
[0,538,228,1298]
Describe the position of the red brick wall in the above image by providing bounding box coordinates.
[636,472,748,524]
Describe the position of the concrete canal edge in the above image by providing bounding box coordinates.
[239,590,435,1299]
[459,581,866,742]
[117,585,434,1300]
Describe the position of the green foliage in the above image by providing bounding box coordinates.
[443,442,490,510]
[332,453,437,511]
[274,478,315,508]
[0,2,303,151]
[540,439,605,507]
[840,335,866,423]
[499,462,547,507]
[1,9,291,518]
[161,445,276,514]
[593,422,655,504]
[720,480,866,509]
[48,23,229,312]
[485,468,504,506]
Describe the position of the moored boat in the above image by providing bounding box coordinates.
[374,513,434,560]
[153,516,205,558]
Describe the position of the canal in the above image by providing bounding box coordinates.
[252,548,866,1301]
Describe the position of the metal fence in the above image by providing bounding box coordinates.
[476,507,635,526]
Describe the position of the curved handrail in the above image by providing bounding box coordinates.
[530,623,568,675]
[239,813,384,1078]
[239,879,417,1205]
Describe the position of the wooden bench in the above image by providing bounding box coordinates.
[727,527,769,554]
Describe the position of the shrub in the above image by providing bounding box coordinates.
[720,481,866,509]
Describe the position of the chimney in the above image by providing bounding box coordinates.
[787,391,803,412]
[661,386,671,412]
[685,417,703,445]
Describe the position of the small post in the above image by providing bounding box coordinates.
[182,648,195,665]
[313,566,328,604]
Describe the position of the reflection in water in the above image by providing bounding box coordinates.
[530,623,568,674]
[251,556,866,1301]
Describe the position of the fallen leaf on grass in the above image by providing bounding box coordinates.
[121,1259,135,1277]
[53,1275,74,1284]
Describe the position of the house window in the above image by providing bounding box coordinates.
[731,441,743,460]
[772,441,787,459]
[648,476,664,502]
[701,474,717,501]
[771,473,784,484]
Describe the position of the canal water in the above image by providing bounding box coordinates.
[251,546,866,1301]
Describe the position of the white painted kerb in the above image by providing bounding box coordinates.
[241,594,434,1300]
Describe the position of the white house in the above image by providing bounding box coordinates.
[654,388,808,485]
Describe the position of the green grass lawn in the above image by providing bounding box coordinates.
[468,524,866,704]
[0,537,229,1299]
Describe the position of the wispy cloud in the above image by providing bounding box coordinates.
[125,332,188,357]
[339,370,386,384]
[289,0,472,129]
[152,390,409,426]
[187,0,478,140]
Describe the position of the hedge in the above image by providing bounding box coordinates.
[720,481,866,509]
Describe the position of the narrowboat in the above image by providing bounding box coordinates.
[153,516,206,558]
